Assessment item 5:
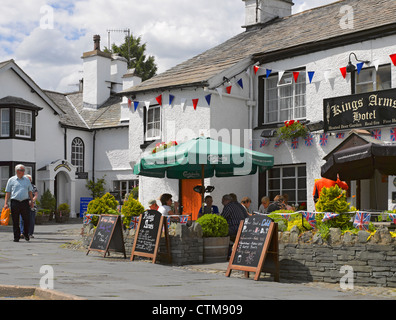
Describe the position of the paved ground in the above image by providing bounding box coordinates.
[0,219,395,301]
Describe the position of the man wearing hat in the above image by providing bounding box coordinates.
[148,199,159,211]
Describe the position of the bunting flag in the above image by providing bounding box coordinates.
[293,71,300,83]
[371,129,382,140]
[322,212,340,222]
[226,86,232,94]
[308,71,315,84]
[169,94,175,106]
[302,211,317,229]
[237,78,244,89]
[129,216,140,230]
[336,132,345,139]
[357,62,364,74]
[390,54,396,66]
[128,99,132,108]
[291,137,299,149]
[180,98,187,111]
[266,69,272,78]
[353,212,371,231]
[254,66,260,75]
[180,216,189,225]
[144,101,151,109]
[391,128,396,142]
[260,138,271,148]
[340,67,347,79]
[156,94,162,106]
[320,133,329,147]
[274,140,283,148]
[389,213,396,224]
[192,98,199,110]
[305,133,314,147]
[83,214,93,225]
[205,94,212,106]
[133,101,139,112]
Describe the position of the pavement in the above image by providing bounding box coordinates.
[0,219,395,301]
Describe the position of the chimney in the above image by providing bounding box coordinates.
[81,35,112,109]
[242,0,293,30]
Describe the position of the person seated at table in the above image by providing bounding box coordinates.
[221,194,249,241]
[282,194,294,211]
[258,196,270,214]
[158,193,179,216]
[148,199,159,211]
[240,197,252,214]
[267,195,287,213]
[198,195,219,218]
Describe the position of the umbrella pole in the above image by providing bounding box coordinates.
[201,164,205,215]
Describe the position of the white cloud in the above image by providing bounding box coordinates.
[0,0,336,92]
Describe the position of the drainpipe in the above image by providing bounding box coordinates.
[92,131,96,182]
[64,127,67,160]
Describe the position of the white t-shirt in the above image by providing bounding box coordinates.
[158,205,172,216]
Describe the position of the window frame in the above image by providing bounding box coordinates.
[355,64,392,94]
[0,107,36,141]
[259,69,307,126]
[113,179,139,202]
[145,105,161,141]
[15,109,32,139]
[71,137,85,173]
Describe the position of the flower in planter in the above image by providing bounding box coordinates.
[276,120,308,142]
[152,141,178,154]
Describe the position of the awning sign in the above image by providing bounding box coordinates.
[324,88,396,132]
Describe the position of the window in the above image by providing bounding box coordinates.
[0,109,10,137]
[355,65,391,94]
[71,138,84,172]
[262,71,306,125]
[145,106,161,140]
[15,109,32,138]
[113,180,139,202]
[265,164,307,205]
[0,166,9,190]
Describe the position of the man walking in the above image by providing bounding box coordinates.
[4,164,34,242]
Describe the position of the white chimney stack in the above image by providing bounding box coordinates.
[242,0,293,30]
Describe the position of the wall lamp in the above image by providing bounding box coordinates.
[346,52,370,73]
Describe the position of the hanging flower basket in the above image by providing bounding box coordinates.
[152,141,178,154]
[276,120,308,142]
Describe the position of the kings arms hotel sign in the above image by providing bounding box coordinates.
[324,88,396,132]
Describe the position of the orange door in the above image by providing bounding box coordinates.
[181,179,202,221]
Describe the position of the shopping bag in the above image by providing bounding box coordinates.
[0,207,10,226]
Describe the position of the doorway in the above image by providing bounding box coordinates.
[180,179,202,221]
[54,171,71,209]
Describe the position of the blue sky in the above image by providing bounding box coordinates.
[0,0,335,92]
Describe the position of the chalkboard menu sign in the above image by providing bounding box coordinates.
[226,215,279,281]
[131,210,171,264]
[87,215,126,258]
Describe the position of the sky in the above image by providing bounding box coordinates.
[0,0,336,93]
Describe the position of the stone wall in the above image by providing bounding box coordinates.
[278,226,396,288]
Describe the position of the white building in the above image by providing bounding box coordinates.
[121,0,396,217]
[0,36,141,216]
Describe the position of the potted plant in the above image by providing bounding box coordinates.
[275,120,308,143]
[35,209,51,225]
[196,214,230,263]
[86,193,119,227]
[56,203,70,223]
[39,189,56,221]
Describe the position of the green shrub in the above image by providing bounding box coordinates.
[40,189,56,212]
[58,203,70,214]
[86,193,119,226]
[121,195,145,228]
[197,214,229,238]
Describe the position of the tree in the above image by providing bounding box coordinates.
[86,176,106,199]
[105,34,157,81]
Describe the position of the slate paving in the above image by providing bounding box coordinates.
[0,220,394,301]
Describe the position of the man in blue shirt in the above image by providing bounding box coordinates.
[4,164,34,242]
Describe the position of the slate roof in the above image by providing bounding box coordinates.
[121,0,396,95]
[45,90,125,131]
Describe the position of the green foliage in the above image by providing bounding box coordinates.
[86,193,119,226]
[315,185,350,213]
[85,176,106,199]
[276,120,308,142]
[197,214,229,238]
[121,195,145,229]
[105,34,157,81]
[131,187,139,200]
[40,189,56,212]
[58,203,70,214]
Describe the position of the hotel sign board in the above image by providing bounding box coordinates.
[324,88,396,132]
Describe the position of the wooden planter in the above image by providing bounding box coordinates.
[203,236,230,263]
[55,211,70,223]
[35,214,50,225]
